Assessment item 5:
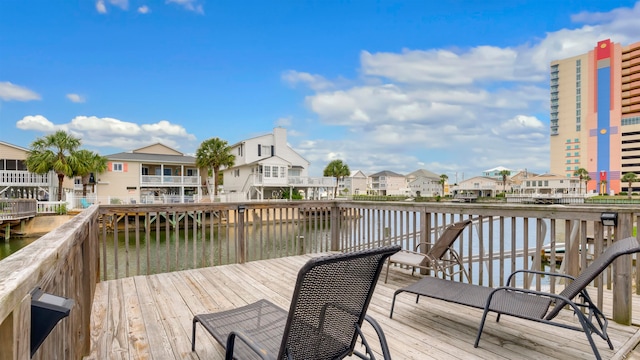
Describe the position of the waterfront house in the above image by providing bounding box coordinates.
[452,176,502,197]
[519,173,580,195]
[100,143,203,204]
[368,170,407,196]
[406,169,442,196]
[222,127,335,200]
[338,170,368,196]
[0,140,55,200]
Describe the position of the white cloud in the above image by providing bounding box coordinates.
[0,82,41,101]
[282,71,334,91]
[66,93,86,103]
[16,115,55,131]
[166,0,204,14]
[96,0,128,13]
[96,0,107,13]
[286,3,640,176]
[15,115,197,151]
[138,5,150,14]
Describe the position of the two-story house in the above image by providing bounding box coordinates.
[223,127,335,200]
[519,173,580,195]
[368,170,407,196]
[0,141,54,200]
[338,170,368,196]
[452,176,501,198]
[99,143,203,204]
[405,169,442,197]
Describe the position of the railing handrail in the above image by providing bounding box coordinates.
[0,206,99,359]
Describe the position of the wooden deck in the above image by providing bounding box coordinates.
[86,254,640,359]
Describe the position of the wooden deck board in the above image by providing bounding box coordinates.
[86,254,640,359]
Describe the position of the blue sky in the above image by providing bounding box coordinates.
[2,1,640,180]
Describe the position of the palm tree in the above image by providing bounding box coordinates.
[439,174,448,196]
[583,175,591,195]
[621,172,638,199]
[323,160,350,198]
[72,149,108,197]
[573,168,589,194]
[195,138,235,196]
[499,169,511,193]
[26,130,81,201]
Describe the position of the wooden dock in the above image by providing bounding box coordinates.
[86,254,640,359]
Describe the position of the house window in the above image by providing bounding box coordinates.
[264,166,271,177]
[280,167,285,178]
[142,167,149,175]
[234,169,240,177]
[113,163,123,172]
[272,166,278,178]
[186,168,195,176]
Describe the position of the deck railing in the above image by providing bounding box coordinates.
[0,198,37,220]
[0,206,99,359]
[1,201,639,359]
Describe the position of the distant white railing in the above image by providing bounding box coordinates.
[37,201,67,214]
[0,170,50,186]
[140,175,200,185]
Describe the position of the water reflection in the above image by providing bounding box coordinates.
[0,236,41,260]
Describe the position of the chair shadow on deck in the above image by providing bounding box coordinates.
[390,236,640,360]
[192,245,401,360]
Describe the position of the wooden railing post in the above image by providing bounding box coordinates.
[237,205,246,263]
[330,203,340,251]
[613,212,633,325]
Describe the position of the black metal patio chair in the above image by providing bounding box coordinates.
[192,245,400,360]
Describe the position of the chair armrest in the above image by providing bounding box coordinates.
[506,269,576,287]
[414,241,436,251]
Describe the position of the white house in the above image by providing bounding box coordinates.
[338,170,368,196]
[405,169,441,197]
[518,173,580,194]
[452,176,501,198]
[368,170,407,196]
[222,127,335,200]
[0,140,55,200]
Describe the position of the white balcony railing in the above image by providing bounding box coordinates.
[140,175,200,186]
[0,170,50,186]
[244,175,336,187]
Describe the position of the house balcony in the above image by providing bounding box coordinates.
[140,175,201,186]
[3,201,640,359]
[0,170,50,186]
[248,175,336,187]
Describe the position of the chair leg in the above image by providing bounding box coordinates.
[384,259,390,283]
[474,307,491,348]
[192,317,199,351]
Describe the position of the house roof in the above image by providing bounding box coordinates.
[406,169,440,179]
[0,141,29,152]
[369,170,405,177]
[106,151,196,164]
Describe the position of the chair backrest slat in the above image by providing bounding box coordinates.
[428,219,473,259]
[279,245,400,359]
